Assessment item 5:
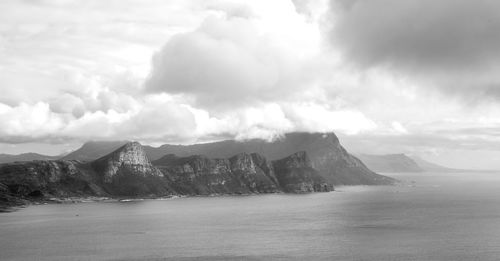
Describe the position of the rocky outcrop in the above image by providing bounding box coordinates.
[272,151,333,193]
[90,142,171,196]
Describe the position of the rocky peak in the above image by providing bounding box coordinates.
[109,142,149,165]
[91,141,161,183]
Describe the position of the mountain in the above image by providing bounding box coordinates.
[356,154,423,173]
[145,132,394,186]
[0,153,59,164]
[61,141,128,162]
[1,141,335,209]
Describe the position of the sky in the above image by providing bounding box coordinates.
[1,0,500,169]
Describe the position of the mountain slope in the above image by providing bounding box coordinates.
[356,154,423,173]
[62,141,128,162]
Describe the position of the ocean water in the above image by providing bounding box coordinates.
[2,171,500,261]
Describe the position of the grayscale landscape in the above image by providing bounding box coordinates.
[1,0,500,260]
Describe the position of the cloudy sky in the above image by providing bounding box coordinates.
[1,0,500,169]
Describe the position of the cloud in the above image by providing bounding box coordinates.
[145,2,321,109]
[327,0,500,100]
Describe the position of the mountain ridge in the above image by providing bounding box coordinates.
[1,141,339,209]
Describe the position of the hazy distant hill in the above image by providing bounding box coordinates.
[356,154,423,173]
[356,153,456,173]
[0,153,59,164]
[411,156,457,172]
[61,141,128,162]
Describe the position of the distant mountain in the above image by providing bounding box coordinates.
[411,156,457,172]
[61,141,128,162]
[355,153,459,173]
[356,154,423,173]
[0,153,59,164]
[144,132,395,186]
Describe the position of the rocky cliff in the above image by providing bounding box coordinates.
[153,151,332,194]
[153,153,281,195]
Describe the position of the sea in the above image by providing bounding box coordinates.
[2,171,500,261]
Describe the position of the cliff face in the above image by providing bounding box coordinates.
[272,151,332,193]
[153,153,281,195]
[153,151,333,194]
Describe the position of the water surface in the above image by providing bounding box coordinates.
[2,171,500,260]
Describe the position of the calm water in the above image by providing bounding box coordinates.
[2,171,500,261]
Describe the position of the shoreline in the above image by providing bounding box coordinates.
[1,182,407,213]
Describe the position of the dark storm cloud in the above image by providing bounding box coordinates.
[327,0,500,99]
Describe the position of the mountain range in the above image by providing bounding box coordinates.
[0,153,60,164]
[1,132,394,209]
